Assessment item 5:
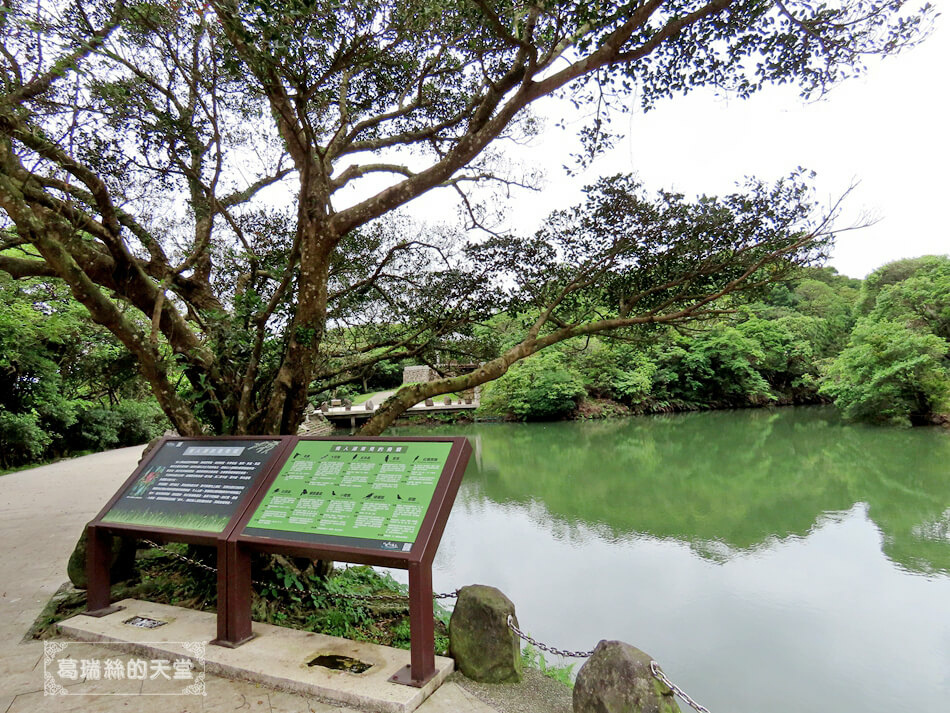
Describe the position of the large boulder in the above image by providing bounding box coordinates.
[449,584,522,683]
[66,529,138,590]
[574,641,680,713]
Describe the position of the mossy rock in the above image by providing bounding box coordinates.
[573,640,680,713]
[66,529,138,590]
[449,584,522,683]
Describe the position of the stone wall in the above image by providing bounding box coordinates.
[402,365,438,384]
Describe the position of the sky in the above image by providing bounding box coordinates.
[405,0,949,279]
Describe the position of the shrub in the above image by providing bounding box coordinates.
[71,407,124,452]
[112,400,169,446]
[820,319,950,426]
[480,351,586,420]
[66,400,168,453]
[0,409,51,468]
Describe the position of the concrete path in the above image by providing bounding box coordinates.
[0,448,501,713]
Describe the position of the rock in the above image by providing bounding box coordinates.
[573,641,680,713]
[443,396,452,405]
[139,436,163,465]
[67,529,138,590]
[425,398,434,406]
[290,555,333,579]
[449,584,522,683]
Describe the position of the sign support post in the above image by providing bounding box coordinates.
[85,524,124,616]
[212,540,254,647]
[388,560,436,686]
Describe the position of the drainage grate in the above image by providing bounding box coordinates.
[123,616,168,629]
[307,654,372,674]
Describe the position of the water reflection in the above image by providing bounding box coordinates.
[390,409,950,713]
[400,407,950,575]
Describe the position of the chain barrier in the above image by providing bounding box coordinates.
[507,615,712,713]
[143,539,217,573]
[651,661,712,713]
[505,614,595,658]
[145,539,708,711]
[141,539,459,603]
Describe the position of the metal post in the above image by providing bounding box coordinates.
[83,525,123,616]
[389,560,436,687]
[211,541,253,647]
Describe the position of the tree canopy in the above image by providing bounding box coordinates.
[0,0,933,436]
[821,255,950,425]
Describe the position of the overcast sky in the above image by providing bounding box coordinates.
[408,1,949,279]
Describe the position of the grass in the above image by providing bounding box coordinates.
[100,509,230,532]
[521,642,577,688]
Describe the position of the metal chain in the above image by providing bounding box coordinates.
[506,615,712,713]
[651,661,712,713]
[143,539,216,573]
[145,541,708,710]
[141,539,458,602]
[506,614,595,659]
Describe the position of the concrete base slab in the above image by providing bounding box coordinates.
[57,599,453,713]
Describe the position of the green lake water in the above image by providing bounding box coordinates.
[391,406,950,713]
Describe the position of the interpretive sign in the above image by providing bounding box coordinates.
[86,435,468,688]
[243,440,453,551]
[99,438,284,533]
[85,436,289,620]
[227,436,471,686]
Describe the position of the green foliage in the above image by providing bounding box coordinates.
[866,257,950,341]
[820,319,950,426]
[0,270,167,468]
[821,256,950,426]
[467,263,874,420]
[573,340,656,403]
[792,278,857,355]
[469,256,950,428]
[651,327,775,407]
[1,0,929,437]
[520,643,576,688]
[0,410,51,467]
[480,352,586,420]
[735,316,817,393]
[250,559,450,654]
[855,256,947,315]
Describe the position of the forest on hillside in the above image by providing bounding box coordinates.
[3,254,947,470]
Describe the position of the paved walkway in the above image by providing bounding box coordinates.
[0,447,501,713]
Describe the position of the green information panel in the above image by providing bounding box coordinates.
[243,440,453,551]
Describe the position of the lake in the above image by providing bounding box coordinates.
[390,406,950,713]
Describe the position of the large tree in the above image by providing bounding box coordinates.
[0,0,932,436]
